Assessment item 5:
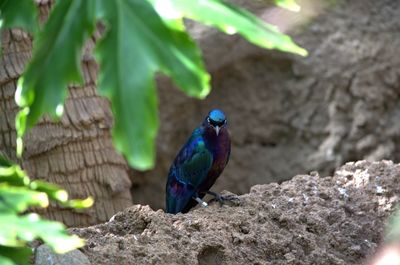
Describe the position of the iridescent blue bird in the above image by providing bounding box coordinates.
[166,109,231,214]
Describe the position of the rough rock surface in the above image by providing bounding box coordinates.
[72,160,399,265]
[132,0,400,211]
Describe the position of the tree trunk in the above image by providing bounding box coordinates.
[0,2,132,227]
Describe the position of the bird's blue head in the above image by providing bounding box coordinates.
[205,109,227,136]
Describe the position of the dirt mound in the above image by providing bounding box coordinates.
[71,160,399,264]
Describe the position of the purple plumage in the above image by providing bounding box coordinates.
[166,109,231,214]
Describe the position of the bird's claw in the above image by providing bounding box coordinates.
[221,194,241,202]
[207,191,241,206]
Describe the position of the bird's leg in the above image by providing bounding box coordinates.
[207,191,240,206]
[206,191,224,205]
[192,196,208,207]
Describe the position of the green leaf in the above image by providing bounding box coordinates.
[62,196,94,209]
[30,180,68,203]
[0,0,38,33]
[29,181,93,208]
[0,213,84,253]
[15,0,96,150]
[0,156,91,264]
[0,246,32,265]
[152,0,307,56]
[0,156,12,167]
[0,255,16,265]
[0,162,30,187]
[0,185,49,212]
[96,0,209,170]
[274,0,301,12]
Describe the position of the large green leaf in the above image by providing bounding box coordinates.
[0,213,84,253]
[96,0,209,170]
[0,0,38,33]
[12,0,307,171]
[152,0,307,56]
[14,0,96,155]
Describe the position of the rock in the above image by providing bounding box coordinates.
[72,160,399,264]
[35,245,91,265]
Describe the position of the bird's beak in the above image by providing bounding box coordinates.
[214,125,220,136]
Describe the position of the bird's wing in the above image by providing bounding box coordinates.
[166,132,213,213]
[179,139,213,187]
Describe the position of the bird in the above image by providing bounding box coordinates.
[166,109,231,214]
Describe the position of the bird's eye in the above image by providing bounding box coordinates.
[208,118,225,127]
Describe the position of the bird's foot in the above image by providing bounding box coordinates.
[193,196,208,207]
[207,191,241,206]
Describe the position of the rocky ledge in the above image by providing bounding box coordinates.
[70,160,399,265]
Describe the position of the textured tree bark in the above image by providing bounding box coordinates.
[0,2,132,227]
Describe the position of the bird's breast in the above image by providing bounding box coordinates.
[208,130,230,167]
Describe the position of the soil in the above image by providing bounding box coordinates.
[72,160,399,264]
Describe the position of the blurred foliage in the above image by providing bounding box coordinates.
[0,0,38,33]
[386,208,400,243]
[0,0,307,171]
[0,156,93,265]
[274,0,301,11]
